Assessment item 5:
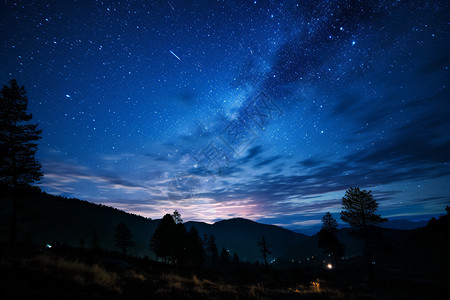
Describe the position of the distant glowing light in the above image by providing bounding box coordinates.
[352,41,356,45]
[65,94,71,99]
[327,263,333,269]
[46,244,52,248]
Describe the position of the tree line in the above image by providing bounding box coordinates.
[113,210,241,267]
[317,187,388,277]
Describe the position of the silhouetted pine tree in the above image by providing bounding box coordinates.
[0,79,43,245]
[322,212,338,232]
[91,229,100,250]
[114,222,135,256]
[318,212,344,268]
[220,247,230,265]
[206,234,218,265]
[173,222,188,266]
[186,226,205,267]
[259,236,272,268]
[172,209,183,224]
[202,233,208,247]
[341,187,387,275]
[232,253,240,264]
[150,214,176,263]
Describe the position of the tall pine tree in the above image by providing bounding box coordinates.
[0,79,43,245]
[318,212,344,268]
[114,222,135,256]
[206,234,218,265]
[186,226,205,267]
[341,187,387,276]
[150,214,177,263]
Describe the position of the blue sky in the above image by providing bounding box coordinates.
[1,0,449,230]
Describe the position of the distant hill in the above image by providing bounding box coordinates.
[0,186,159,257]
[185,218,308,262]
[0,187,308,261]
[379,219,428,230]
[291,225,322,236]
[292,219,428,236]
[2,186,443,267]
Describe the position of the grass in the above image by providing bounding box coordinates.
[159,272,236,295]
[4,247,442,299]
[248,282,265,297]
[30,254,120,292]
[286,280,346,298]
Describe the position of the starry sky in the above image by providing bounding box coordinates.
[1,0,449,231]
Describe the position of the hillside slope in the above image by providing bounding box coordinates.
[1,187,308,261]
[0,186,158,257]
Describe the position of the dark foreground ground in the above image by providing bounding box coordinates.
[0,243,447,300]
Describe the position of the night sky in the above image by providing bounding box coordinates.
[1,0,449,231]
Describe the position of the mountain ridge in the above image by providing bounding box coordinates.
[0,186,438,264]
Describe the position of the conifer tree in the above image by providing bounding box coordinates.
[0,79,43,244]
[341,187,387,274]
[318,212,344,268]
[114,222,135,256]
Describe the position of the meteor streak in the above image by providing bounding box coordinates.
[169,50,181,61]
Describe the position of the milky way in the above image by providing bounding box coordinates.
[1,0,449,230]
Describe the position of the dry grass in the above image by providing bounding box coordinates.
[159,272,344,298]
[287,279,345,298]
[216,281,236,293]
[159,272,236,295]
[31,254,120,292]
[91,264,118,289]
[162,272,189,290]
[125,269,146,281]
[248,282,265,297]
[192,274,208,294]
[192,274,202,285]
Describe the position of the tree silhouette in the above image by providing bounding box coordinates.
[202,233,209,247]
[340,187,387,274]
[259,236,272,267]
[114,222,135,256]
[220,246,230,264]
[186,226,205,267]
[150,214,176,263]
[322,212,338,232]
[318,212,344,268]
[232,253,240,264]
[173,222,188,266]
[0,79,43,245]
[91,229,100,250]
[172,209,183,224]
[206,234,219,265]
[151,213,206,266]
